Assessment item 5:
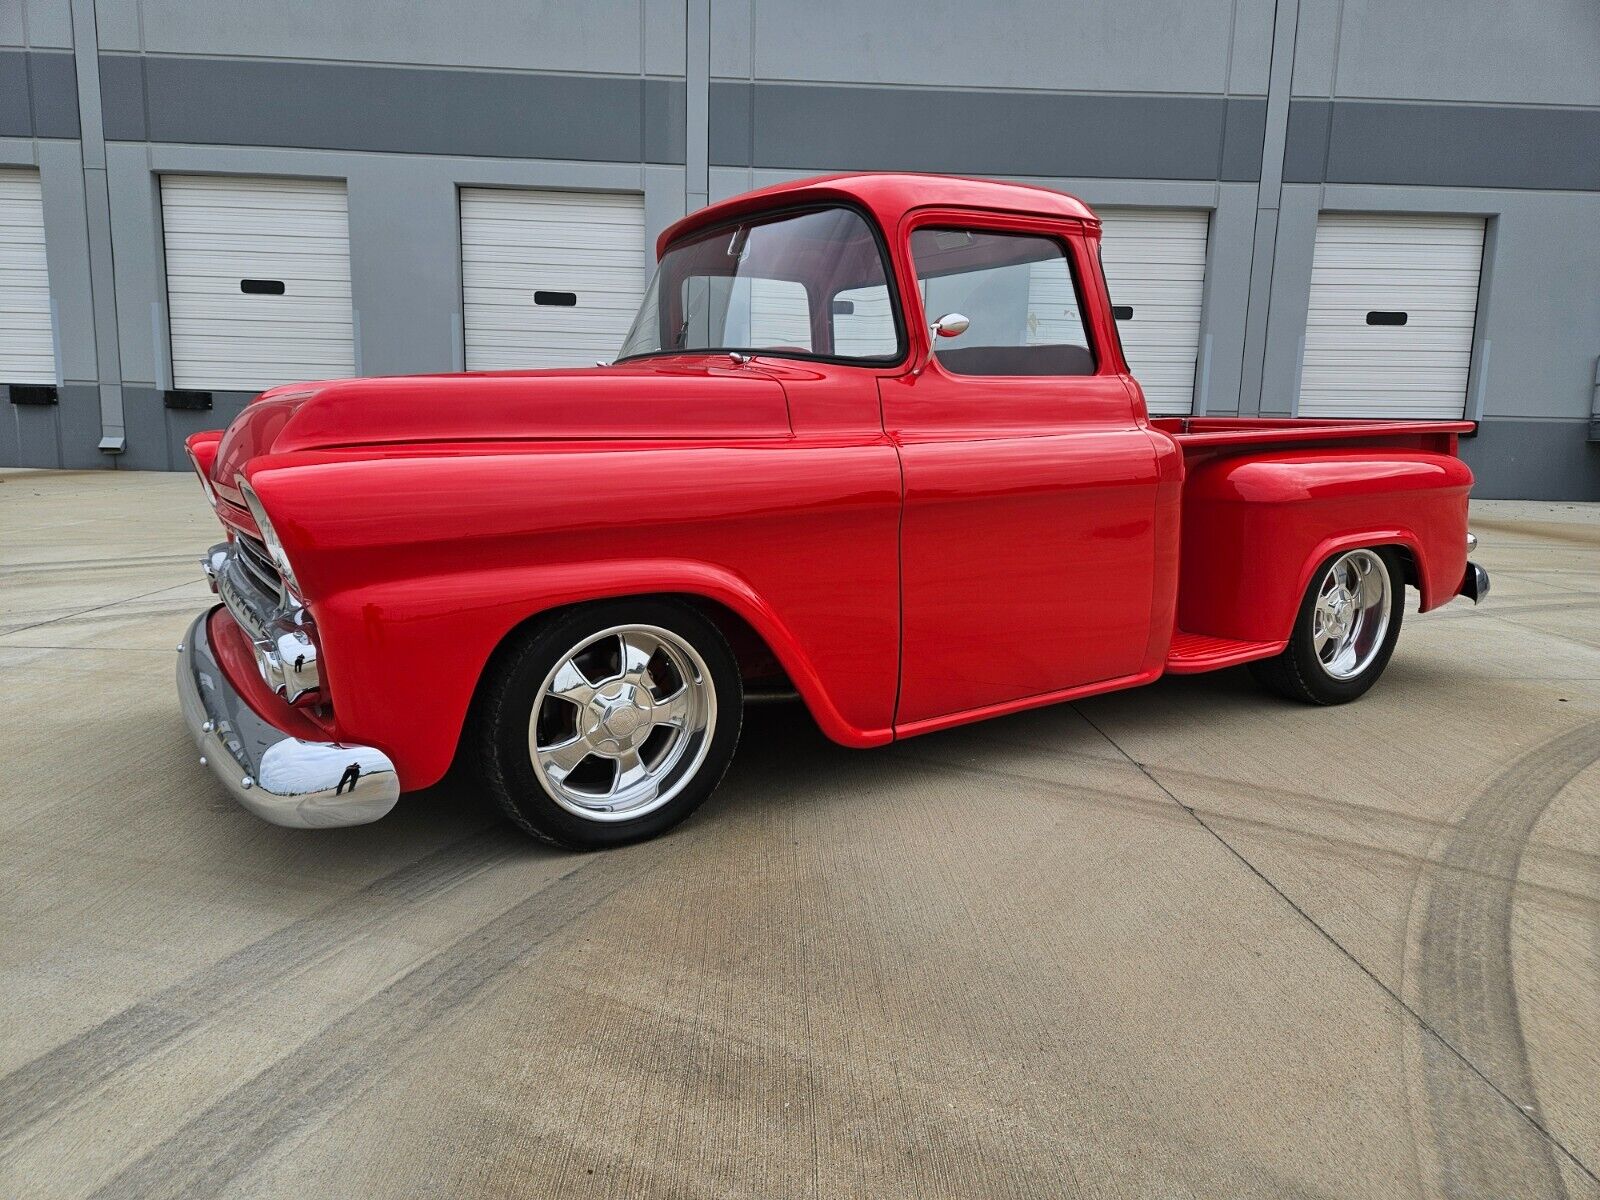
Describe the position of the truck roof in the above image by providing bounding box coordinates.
[656,172,1099,257]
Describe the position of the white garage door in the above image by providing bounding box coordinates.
[0,168,56,385]
[460,188,645,370]
[1299,213,1485,419]
[161,175,355,392]
[1098,208,1209,416]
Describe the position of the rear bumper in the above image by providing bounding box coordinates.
[176,607,400,829]
[1459,560,1491,604]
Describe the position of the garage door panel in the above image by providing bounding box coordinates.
[1299,213,1484,420]
[161,175,355,392]
[460,187,645,371]
[1097,207,1209,416]
[0,168,56,385]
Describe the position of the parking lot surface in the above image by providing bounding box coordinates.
[2,467,1597,1199]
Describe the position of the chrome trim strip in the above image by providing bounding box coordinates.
[177,608,399,829]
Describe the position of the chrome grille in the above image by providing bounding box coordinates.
[235,533,283,597]
[200,538,322,705]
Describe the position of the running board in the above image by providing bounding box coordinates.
[1165,631,1286,674]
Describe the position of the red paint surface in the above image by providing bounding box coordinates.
[185,173,1478,791]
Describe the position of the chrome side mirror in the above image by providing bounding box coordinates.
[931,312,970,339]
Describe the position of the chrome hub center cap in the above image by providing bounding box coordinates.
[1325,590,1354,637]
[583,682,656,751]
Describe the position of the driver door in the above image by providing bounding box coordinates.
[884,216,1162,730]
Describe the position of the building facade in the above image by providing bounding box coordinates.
[2,0,1597,498]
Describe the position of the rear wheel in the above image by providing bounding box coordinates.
[475,600,742,847]
[1249,546,1403,705]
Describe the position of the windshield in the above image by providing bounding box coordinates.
[616,205,903,363]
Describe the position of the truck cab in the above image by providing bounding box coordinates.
[178,173,1487,846]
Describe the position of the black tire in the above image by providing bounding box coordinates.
[1248,546,1404,705]
[473,599,743,848]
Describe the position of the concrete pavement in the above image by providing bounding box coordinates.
[1,467,1596,1198]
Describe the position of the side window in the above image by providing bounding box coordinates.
[910,228,1096,377]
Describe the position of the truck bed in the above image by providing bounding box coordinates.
[1153,415,1476,676]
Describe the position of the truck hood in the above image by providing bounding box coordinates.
[211,359,792,503]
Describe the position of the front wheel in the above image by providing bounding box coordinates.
[1249,546,1404,705]
[474,600,743,848]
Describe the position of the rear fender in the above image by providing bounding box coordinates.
[1177,450,1471,643]
[313,557,889,792]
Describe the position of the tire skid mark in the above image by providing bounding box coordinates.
[896,747,1600,920]
[85,844,661,1200]
[1407,719,1600,1200]
[1073,704,1600,1195]
[0,826,516,1147]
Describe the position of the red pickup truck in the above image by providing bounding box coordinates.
[178,173,1488,846]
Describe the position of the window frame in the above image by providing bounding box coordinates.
[899,208,1110,382]
[615,201,911,369]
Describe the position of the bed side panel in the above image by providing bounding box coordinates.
[1177,450,1473,642]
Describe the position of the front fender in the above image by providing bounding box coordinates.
[314,558,891,791]
[242,443,904,791]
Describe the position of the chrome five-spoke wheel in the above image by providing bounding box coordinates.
[475,600,742,847]
[530,625,716,821]
[1250,545,1404,705]
[1310,549,1392,681]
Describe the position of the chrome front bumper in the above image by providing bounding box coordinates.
[177,609,400,829]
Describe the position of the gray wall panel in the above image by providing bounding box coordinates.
[1287,100,1600,191]
[1281,99,1329,184]
[28,49,80,137]
[718,83,1265,181]
[643,77,689,167]
[36,140,100,385]
[0,50,80,137]
[1309,0,1600,107]
[1255,186,1320,416]
[1461,420,1600,501]
[110,55,686,163]
[1225,0,1278,95]
[0,52,30,136]
[98,53,145,140]
[735,0,1256,94]
[3,0,74,48]
[13,402,62,468]
[57,385,112,468]
[113,0,657,75]
[0,399,18,466]
[114,386,168,470]
[644,0,690,77]
[1287,0,1339,97]
[708,0,750,79]
[91,0,142,55]
[1220,99,1269,182]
